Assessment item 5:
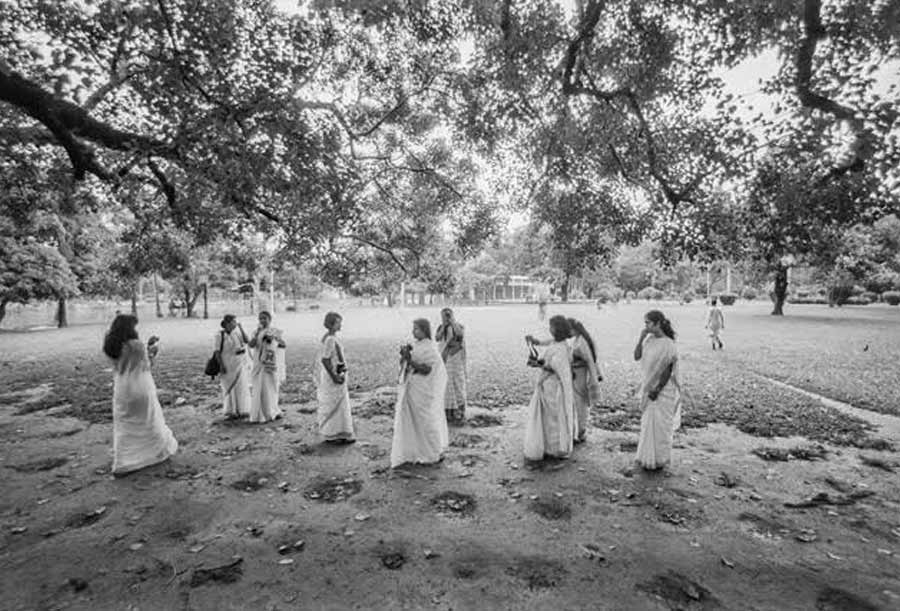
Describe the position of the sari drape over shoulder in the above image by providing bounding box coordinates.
[523,340,576,461]
[316,334,354,440]
[249,328,285,423]
[635,335,682,469]
[571,335,601,438]
[436,322,467,423]
[217,329,251,418]
[391,338,449,467]
[111,340,178,474]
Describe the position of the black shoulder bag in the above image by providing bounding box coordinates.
[204,331,225,378]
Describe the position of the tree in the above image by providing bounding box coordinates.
[0,236,78,325]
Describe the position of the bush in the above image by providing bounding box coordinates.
[285,304,297,312]
[828,284,854,305]
[884,291,900,306]
[651,288,665,300]
[681,293,693,304]
[861,291,879,303]
[694,286,707,296]
[718,293,738,306]
[741,287,757,300]
[844,296,871,306]
[636,287,654,301]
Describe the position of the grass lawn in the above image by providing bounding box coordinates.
[2,301,900,610]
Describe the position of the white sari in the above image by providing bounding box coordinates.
[635,335,682,469]
[217,329,250,418]
[523,340,576,461]
[111,340,178,474]
[316,334,354,440]
[249,327,286,423]
[436,322,467,423]
[391,338,449,467]
[571,335,601,439]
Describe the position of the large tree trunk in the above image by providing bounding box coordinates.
[184,287,194,318]
[560,273,570,302]
[0,298,8,325]
[771,266,788,316]
[56,296,68,328]
[130,287,138,316]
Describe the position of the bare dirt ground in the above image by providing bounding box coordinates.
[2,302,899,610]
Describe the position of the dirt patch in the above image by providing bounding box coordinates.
[431,491,476,516]
[619,440,638,452]
[304,476,363,502]
[654,500,703,527]
[505,556,566,590]
[450,433,492,448]
[752,445,828,462]
[737,512,792,538]
[8,456,69,472]
[815,587,879,611]
[591,410,638,431]
[528,497,572,520]
[374,541,407,570]
[64,506,109,529]
[357,389,397,418]
[189,558,243,587]
[636,571,720,609]
[230,470,274,492]
[358,444,388,460]
[466,413,503,427]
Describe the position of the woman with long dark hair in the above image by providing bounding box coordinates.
[567,318,601,443]
[523,315,576,461]
[103,314,177,475]
[633,310,681,470]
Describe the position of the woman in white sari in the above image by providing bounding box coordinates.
[103,315,178,476]
[316,312,355,443]
[248,311,286,423]
[215,314,251,420]
[435,308,467,425]
[523,316,576,462]
[391,319,449,468]
[567,318,602,444]
[634,310,682,471]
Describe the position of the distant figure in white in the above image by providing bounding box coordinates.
[435,307,467,425]
[523,315,576,462]
[103,314,178,476]
[316,311,355,443]
[248,310,286,423]
[705,296,725,350]
[391,318,449,468]
[214,314,251,420]
[634,310,682,471]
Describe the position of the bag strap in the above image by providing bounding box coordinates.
[219,330,225,352]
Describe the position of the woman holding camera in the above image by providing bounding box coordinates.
[103,314,178,475]
[215,314,251,420]
[523,315,576,462]
[248,310,286,423]
[390,318,449,468]
[316,312,355,443]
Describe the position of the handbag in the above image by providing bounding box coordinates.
[204,331,225,378]
[526,342,543,368]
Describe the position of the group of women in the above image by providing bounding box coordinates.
[101,306,681,476]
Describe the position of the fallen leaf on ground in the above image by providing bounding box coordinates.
[721,557,735,568]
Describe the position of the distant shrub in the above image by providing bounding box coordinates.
[844,296,871,306]
[828,284,854,305]
[884,291,900,306]
[681,293,693,304]
[741,287,757,300]
[637,287,654,301]
[285,304,297,312]
[694,286,707,296]
[651,288,665,300]
[861,291,879,303]
[718,293,738,306]
[787,295,828,304]
[851,285,865,296]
